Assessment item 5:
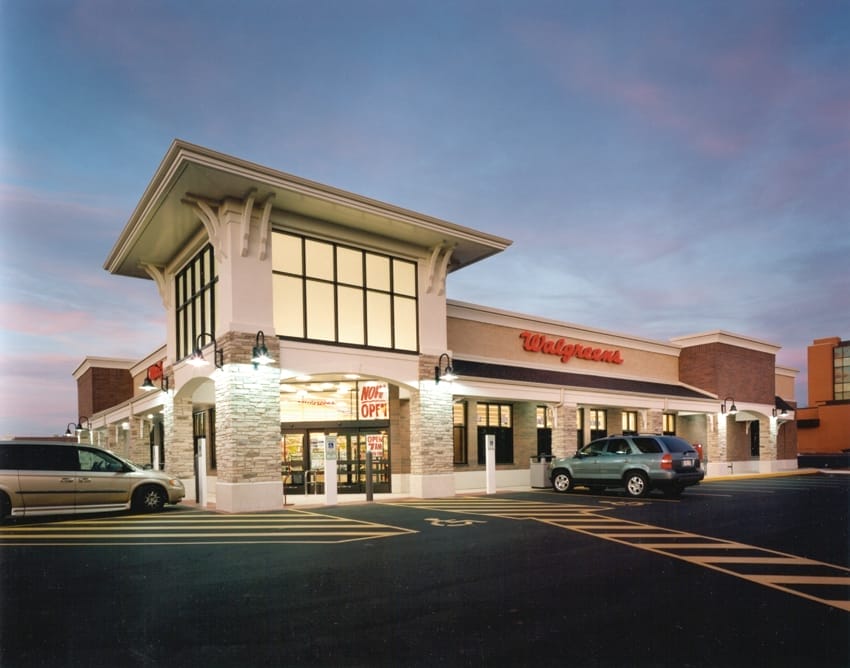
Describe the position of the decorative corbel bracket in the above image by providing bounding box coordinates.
[240,189,257,257]
[258,194,275,261]
[139,262,171,309]
[426,244,454,295]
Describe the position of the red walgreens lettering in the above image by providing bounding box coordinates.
[518,331,623,365]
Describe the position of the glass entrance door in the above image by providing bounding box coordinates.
[335,430,391,493]
[282,429,391,494]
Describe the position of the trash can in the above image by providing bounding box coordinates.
[530,454,554,488]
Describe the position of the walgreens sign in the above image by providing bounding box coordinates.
[519,331,624,365]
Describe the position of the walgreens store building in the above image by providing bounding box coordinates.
[73,141,798,512]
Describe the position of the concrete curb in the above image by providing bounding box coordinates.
[702,468,848,482]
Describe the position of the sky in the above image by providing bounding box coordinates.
[0,0,848,437]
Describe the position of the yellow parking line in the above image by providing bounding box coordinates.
[392,495,850,613]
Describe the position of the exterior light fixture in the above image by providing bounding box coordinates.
[140,362,169,392]
[721,397,737,415]
[434,353,457,384]
[251,330,274,368]
[188,333,222,369]
[772,397,792,418]
[65,417,91,437]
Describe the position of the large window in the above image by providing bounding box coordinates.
[835,343,850,400]
[175,245,217,361]
[272,232,418,352]
[476,402,513,464]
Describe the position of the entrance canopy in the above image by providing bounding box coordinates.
[104,140,512,279]
[454,359,716,401]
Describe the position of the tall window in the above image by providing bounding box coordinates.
[663,414,676,435]
[453,402,467,465]
[536,406,552,456]
[622,411,638,435]
[589,408,607,441]
[272,232,418,352]
[834,343,850,400]
[576,407,585,449]
[175,245,217,361]
[536,406,552,428]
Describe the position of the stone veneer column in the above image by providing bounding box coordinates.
[646,409,664,435]
[214,359,283,512]
[163,393,195,480]
[408,354,454,498]
[760,415,776,470]
[513,403,537,462]
[552,404,578,457]
[128,422,149,466]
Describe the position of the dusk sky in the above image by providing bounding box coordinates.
[1,0,848,437]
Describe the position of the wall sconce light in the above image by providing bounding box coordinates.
[64,417,91,437]
[773,397,792,418]
[434,353,457,384]
[140,362,169,392]
[188,333,223,369]
[721,397,738,415]
[251,330,274,368]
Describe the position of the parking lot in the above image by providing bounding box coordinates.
[1,472,848,667]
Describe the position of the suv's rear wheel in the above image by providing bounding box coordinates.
[132,485,167,512]
[552,470,574,493]
[624,471,649,498]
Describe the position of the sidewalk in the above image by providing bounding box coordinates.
[182,467,849,511]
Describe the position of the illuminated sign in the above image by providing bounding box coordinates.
[519,331,624,365]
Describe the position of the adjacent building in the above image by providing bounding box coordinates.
[796,337,850,454]
[72,140,799,512]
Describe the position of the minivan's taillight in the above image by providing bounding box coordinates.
[661,453,673,470]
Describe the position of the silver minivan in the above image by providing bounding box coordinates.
[0,440,185,520]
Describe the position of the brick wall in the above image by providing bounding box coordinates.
[678,342,775,404]
[77,367,133,419]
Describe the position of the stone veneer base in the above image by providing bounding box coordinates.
[215,481,285,513]
[408,473,455,499]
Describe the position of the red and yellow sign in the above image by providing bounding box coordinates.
[359,382,389,420]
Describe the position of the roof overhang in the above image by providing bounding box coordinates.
[105,140,512,279]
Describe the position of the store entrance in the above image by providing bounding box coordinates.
[282,427,390,495]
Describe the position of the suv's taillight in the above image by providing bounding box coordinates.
[660,453,673,470]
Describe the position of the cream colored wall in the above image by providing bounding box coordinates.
[447,317,681,383]
[775,372,796,401]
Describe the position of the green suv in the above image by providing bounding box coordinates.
[549,434,704,498]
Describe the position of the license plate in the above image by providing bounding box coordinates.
[682,458,693,468]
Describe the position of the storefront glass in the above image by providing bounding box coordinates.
[281,379,392,494]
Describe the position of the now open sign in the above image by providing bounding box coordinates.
[359,382,389,420]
